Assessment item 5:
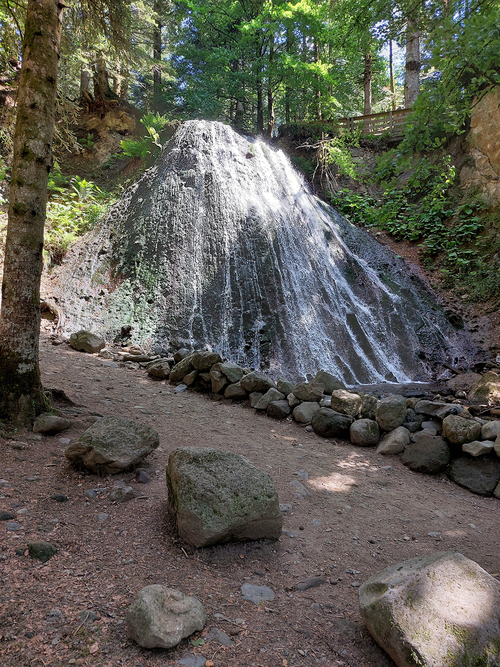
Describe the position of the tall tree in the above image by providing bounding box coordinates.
[0,0,64,425]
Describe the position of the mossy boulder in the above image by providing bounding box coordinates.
[166,448,283,548]
[376,395,407,431]
[468,371,500,405]
[69,330,105,353]
[359,551,500,667]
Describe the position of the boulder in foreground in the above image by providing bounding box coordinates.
[166,448,283,548]
[359,551,500,667]
[65,416,159,474]
[126,585,206,649]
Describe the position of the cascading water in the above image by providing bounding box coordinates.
[50,120,467,384]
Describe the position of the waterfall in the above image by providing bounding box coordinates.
[51,120,467,384]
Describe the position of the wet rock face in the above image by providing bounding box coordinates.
[51,120,472,384]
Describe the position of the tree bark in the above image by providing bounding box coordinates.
[94,52,111,99]
[404,15,420,108]
[363,51,372,116]
[153,0,162,104]
[266,32,275,137]
[0,0,63,425]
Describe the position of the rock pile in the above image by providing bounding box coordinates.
[68,331,500,498]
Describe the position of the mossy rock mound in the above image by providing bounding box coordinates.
[166,447,283,548]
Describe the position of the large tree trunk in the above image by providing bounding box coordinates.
[0,0,63,425]
[404,15,420,108]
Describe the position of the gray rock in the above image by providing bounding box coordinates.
[276,378,294,396]
[224,382,247,399]
[33,414,71,434]
[330,390,362,417]
[205,627,235,647]
[267,400,291,420]
[360,393,378,420]
[293,577,326,591]
[481,421,500,441]
[462,440,495,457]
[249,392,263,408]
[0,511,15,521]
[169,355,195,383]
[402,407,424,433]
[290,480,312,498]
[442,415,482,446]
[28,541,57,563]
[191,350,222,372]
[147,360,171,380]
[126,585,206,649]
[448,457,500,496]
[287,392,301,409]
[219,362,244,384]
[312,408,354,439]
[240,372,275,393]
[65,416,159,474]
[292,381,324,403]
[414,400,463,419]
[84,489,97,499]
[292,402,320,424]
[178,655,207,667]
[122,354,151,362]
[109,483,135,503]
[240,583,275,604]
[359,551,500,667]
[210,364,230,394]
[421,420,441,433]
[401,435,451,474]
[468,371,500,405]
[376,395,407,432]
[69,331,105,354]
[376,426,410,455]
[6,521,22,531]
[313,370,345,394]
[166,448,283,548]
[135,469,151,484]
[254,388,285,410]
[173,348,191,363]
[183,370,198,386]
[175,384,188,393]
[494,482,500,499]
[350,419,380,447]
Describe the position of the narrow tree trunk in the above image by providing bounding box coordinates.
[0,0,63,425]
[94,53,111,99]
[153,0,162,104]
[363,51,372,116]
[266,32,275,137]
[235,99,245,130]
[404,15,420,108]
[389,40,395,110]
[256,76,264,133]
[285,25,292,124]
[314,38,322,121]
[80,65,92,99]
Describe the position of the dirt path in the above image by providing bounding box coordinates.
[1,335,500,667]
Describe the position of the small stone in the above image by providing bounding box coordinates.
[28,541,57,563]
[5,521,22,531]
[293,577,326,591]
[462,440,495,457]
[84,489,97,500]
[205,627,235,647]
[69,331,105,353]
[178,655,207,667]
[0,511,15,521]
[51,494,69,503]
[240,583,275,604]
[481,421,500,441]
[97,513,109,522]
[109,484,135,503]
[290,480,312,498]
[33,414,71,434]
[175,384,188,393]
[135,469,151,484]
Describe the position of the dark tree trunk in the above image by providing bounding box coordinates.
[266,33,275,137]
[153,0,162,103]
[0,0,63,425]
[314,39,322,121]
[256,76,264,134]
[389,40,395,110]
[363,51,372,116]
[285,25,292,124]
[94,53,111,99]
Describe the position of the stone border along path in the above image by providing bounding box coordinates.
[67,333,500,499]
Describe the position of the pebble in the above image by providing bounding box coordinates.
[5,521,22,531]
[279,503,292,514]
[101,361,118,368]
[293,577,326,591]
[84,489,97,499]
[305,425,313,432]
[290,480,312,498]
[97,513,109,522]
[205,627,235,647]
[134,469,151,484]
[0,511,15,521]
[51,494,69,503]
[174,384,188,393]
[240,583,275,604]
[59,438,71,445]
[0,479,11,488]
[177,655,206,667]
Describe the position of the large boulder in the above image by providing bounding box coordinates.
[376,426,410,455]
[276,378,294,396]
[442,415,482,446]
[360,394,378,420]
[293,402,321,424]
[311,408,353,439]
[224,382,247,399]
[169,355,195,383]
[210,364,230,394]
[468,371,500,405]
[376,395,407,432]
[166,448,283,548]
[254,388,285,410]
[267,400,291,420]
[481,420,500,441]
[448,457,500,496]
[69,330,105,353]
[147,360,171,379]
[330,390,362,417]
[350,419,380,447]
[240,372,275,393]
[191,350,222,372]
[359,551,500,667]
[313,370,345,394]
[401,434,450,474]
[126,585,206,649]
[219,362,244,384]
[414,400,463,420]
[65,416,159,474]
[292,381,324,403]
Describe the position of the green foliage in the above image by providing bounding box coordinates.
[44,165,114,266]
[321,134,360,179]
[121,112,170,159]
[78,133,95,150]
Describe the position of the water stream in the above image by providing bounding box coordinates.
[52,120,468,384]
